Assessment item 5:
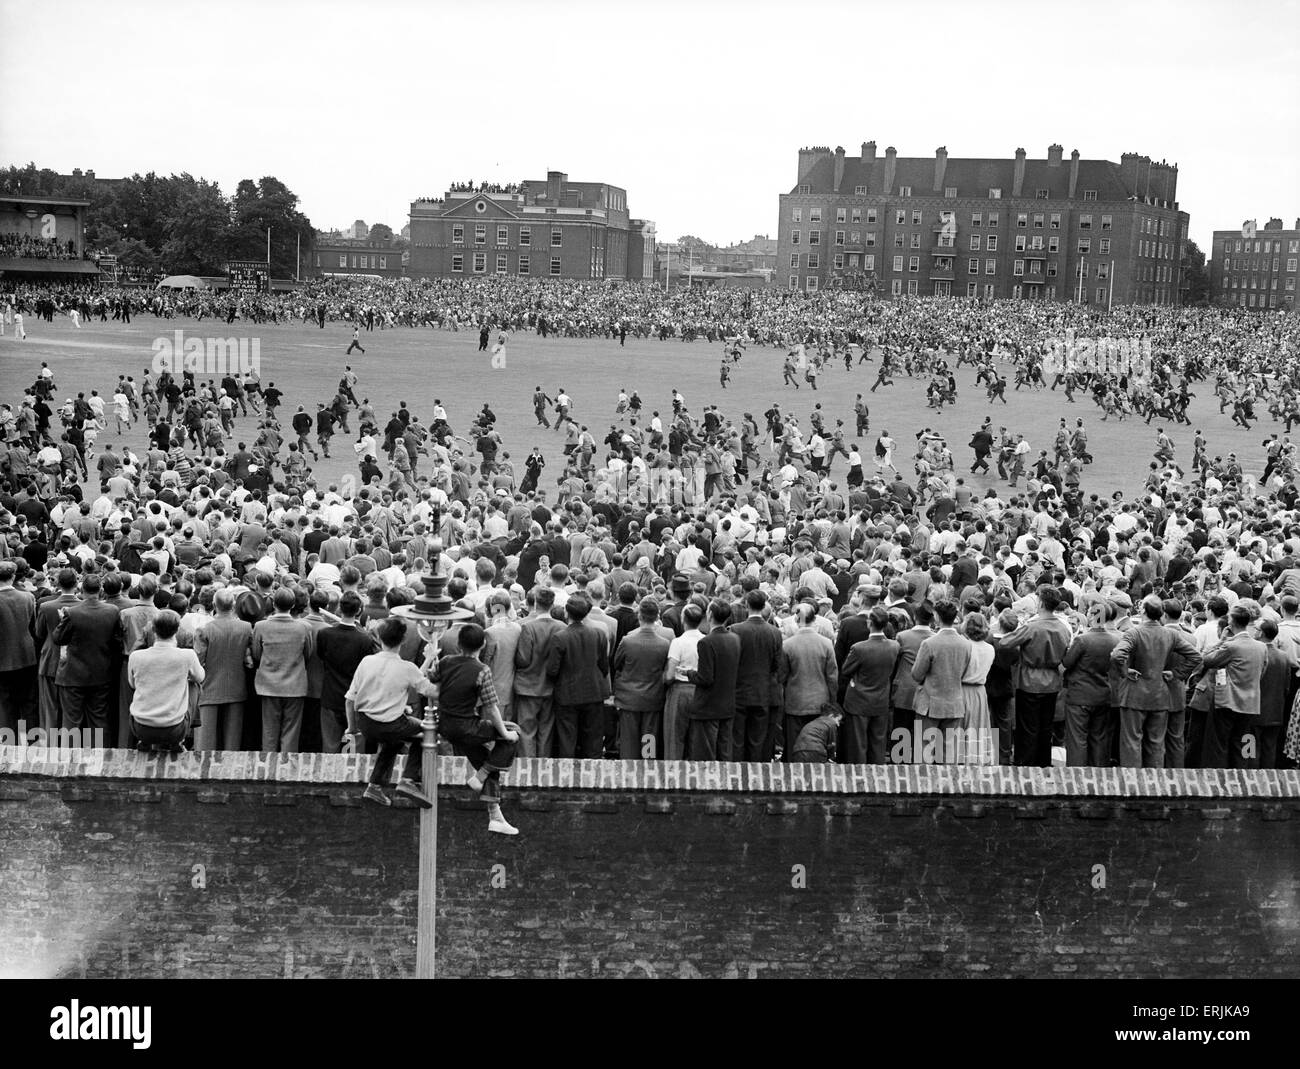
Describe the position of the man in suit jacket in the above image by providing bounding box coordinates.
[546,592,609,759]
[686,599,742,760]
[731,589,783,761]
[1001,585,1075,767]
[779,603,839,757]
[891,603,935,758]
[193,587,254,751]
[251,587,315,753]
[840,606,900,763]
[911,600,971,756]
[1110,595,1202,768]
[35,568,79,732]
[1253,617,1292,770]
[513,587,565,758]
[1199,603,1267,769]
[52,573,121,741]
[612,597,671,759]
[0,560,37,733]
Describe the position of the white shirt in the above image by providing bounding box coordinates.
[668,630,703,681]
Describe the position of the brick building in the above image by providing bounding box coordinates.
[778,143,1189,305]
[311,235,405,278]
[408,172,654,281]
[1209,217,1299,312]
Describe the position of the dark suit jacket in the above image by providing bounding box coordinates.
[546,620,609,705]
[1111,618,1201,710]
[732,616,782,707]
[52,599,122,687]
[841,635,901,717]
[36,593,79,678]
[688,629,741,720]
[1200,631,1266,716]
[1258,643,1291,727]
[834,613,872,675]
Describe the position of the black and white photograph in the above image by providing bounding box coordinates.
[0,0,1295,1042]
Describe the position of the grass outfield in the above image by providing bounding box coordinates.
[0,314,1274,502]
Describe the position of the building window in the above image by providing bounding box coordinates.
[452,225,464,245]
[835,230,845,246]
[551,228,562,247]
[1015,235,1027,252]
[1099,238,1110,255]
[986,235,998,251]
[790,254,800,269]
[1096,287,1106,302]
[1083,190,1097,201]
[495,254,507,274]
[908,256,919,273]
[895,209,906,225]
[863,255,875,272]
[807,276,819,292]
[1029,236,1043,251]
[1049,213,1061,230]
[497,226,508,245]
[911,210,922,226]
[1047,262,1057,277]
[338,254,347,268]
[899,186,912,197]
[906,279,918,295]
[1013,259,1024,276]
[988,212,999,227]
[473,252,486,273]
[809,208,822,223]
[892,255,904,273]
[894,233,905,249]
[910,233,921,249]
[792,230,801,245]
[1288,258,1298,272]
[1033,213,1044,228]
[1035,189,1049,200]
[452,255,463,272]
[1016,213,1028,228]
[379,256,387,269]
[865,232,876,247]
[967,282,978,297]
[519,227,531,246]
[849,231,861,243]
[984,283,995,299]
[789,275,799,290]
[807,253,819,269]
[891,279,902,296]
[809,230,821,245]
[854,186,867,195]
[836,208,846,224]
[1012,284,1022,300]
[867,209,878,224]
[1096,263,1109,279]
[970,234,981,250]
[550,256,561,275]
[1048,237,1060,253]
[851,208,861,224]
[968,258,980,274]
[834,253,844,269]
[518,255,530,274]
[792,208,802,223]
[848,254,859,267]
[945,186,957,198]
[971,213,982,227]
[985,259,996,275]
[1080,214,1092,231]
[475,224,486,244]
[989,188,1001,199]
[1289,241,1299,254]
[1078,239,1091,253]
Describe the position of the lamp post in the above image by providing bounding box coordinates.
[391,538,473,980]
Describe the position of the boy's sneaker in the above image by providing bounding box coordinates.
[488,816,519,836]
[362,784,391,807]
[395,780,433,808]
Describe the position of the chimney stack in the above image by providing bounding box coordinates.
[1011,148,1027,197]
[882,146,898,195]
[1069,149,1080,199]
[1047,143,1063,166]
[833,146,846,193]
[934,146,948,192]
[862,140,877,162]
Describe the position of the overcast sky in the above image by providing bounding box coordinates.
[2,0,1297,250]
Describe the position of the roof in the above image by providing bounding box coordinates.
[0,194,92,208]
[0,258,100,275]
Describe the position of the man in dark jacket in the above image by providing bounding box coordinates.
[52,573,121,742]
[686,599,741,760]
[546,592,609,759]
[730,589,782,761]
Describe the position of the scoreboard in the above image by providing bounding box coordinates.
[227,260,271,296]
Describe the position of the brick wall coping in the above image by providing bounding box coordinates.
[1,747,1298,799]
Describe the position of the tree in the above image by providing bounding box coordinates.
[1181,239,1210,306]
[368,223,394,243]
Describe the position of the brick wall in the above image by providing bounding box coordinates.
[1,749,1296,978]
